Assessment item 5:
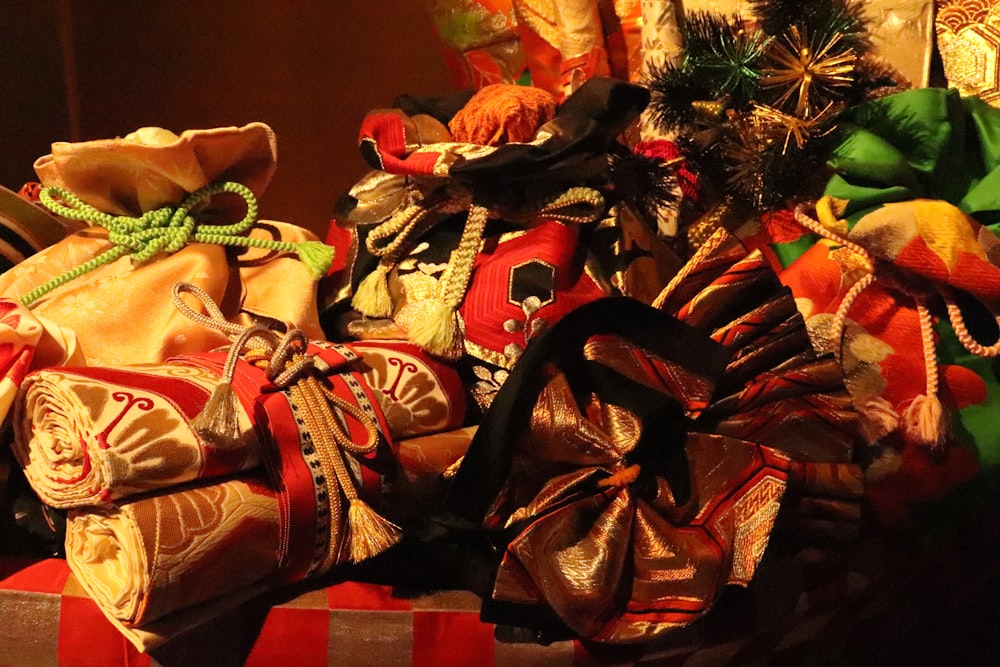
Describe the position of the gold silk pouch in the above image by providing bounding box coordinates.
[0,123,328,368]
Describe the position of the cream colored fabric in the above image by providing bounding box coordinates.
[13,362,260,508]
[65,477,281,628]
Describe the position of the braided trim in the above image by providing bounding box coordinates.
[916,302,940,398]
[170,282,247,337]
[23,182,333,306]
[830,273,874,362]
[439,202,489,310]
[944,287,1000,357]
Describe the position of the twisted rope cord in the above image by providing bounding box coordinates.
[944,287,1000,358]
[794,205,875,361]
[22,182,334,306]
[352,182,607,357]
[916,303,941,400]
[172,281,397,563]
[170,282,248,337]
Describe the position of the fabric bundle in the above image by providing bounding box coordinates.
[745,87,1000,523]
[445,230,865,642]
[13,361,261,509]
[0,123,329,369]
[448,297,792,642]
[9,295,407,649]
[326,77,686,415]
[65,476,281,635]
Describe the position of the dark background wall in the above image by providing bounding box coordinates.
[0,0,454,237]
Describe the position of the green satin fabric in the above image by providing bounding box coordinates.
[825,87,1000,226]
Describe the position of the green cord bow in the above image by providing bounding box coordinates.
[20,181,335,307]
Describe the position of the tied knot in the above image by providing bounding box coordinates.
[263,329,332,389]
[21,182,335,307]
[171,281,399,564]
[40,181,260,263]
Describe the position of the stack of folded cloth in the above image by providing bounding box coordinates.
[9,329,470,647]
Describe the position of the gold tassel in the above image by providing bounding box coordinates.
[191,381,243,446]
[347,499,402,563]
[351,264,394,318]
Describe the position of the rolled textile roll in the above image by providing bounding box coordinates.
[65,476,281,631]
[12,361,260,508]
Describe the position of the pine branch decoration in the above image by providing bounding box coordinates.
[644,0,898,217]
[681,12,769,108]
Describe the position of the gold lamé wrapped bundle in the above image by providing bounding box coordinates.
[11,327,407,650]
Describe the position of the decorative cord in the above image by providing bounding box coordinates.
[944,286,1000,357]
[21,182,335,307]
[352,183,606,358]
[794,203,953,448]
[172,282,399,563]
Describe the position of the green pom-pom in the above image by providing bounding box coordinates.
[296,241,336,279]
[352,265,394,318]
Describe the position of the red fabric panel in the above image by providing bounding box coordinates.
[412,610,495,667]
[57,595,150,667]
[245,606,330,667]
[326,580,412,611]
[0,557,71,594]
[58,366,210,419]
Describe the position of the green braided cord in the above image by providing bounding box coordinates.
[21,182,334,306]
[18,245,130,306]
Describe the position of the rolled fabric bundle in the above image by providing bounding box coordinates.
[64,476,281,637]
[45,333,401,649]
[12,361,261,508]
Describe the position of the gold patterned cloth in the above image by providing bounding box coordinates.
[12,362,261,509]
[937,0,1000,106]
[32,124,278,218]
[64,476,281,634]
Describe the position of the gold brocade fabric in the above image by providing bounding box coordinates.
[0,121,324,367]
[489,366,790,643]
[937,0,1000,106]
[65,477,281,632]
[33,123,278,218]
[12,363,259,509]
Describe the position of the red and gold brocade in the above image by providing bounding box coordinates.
[455,230,865,642]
